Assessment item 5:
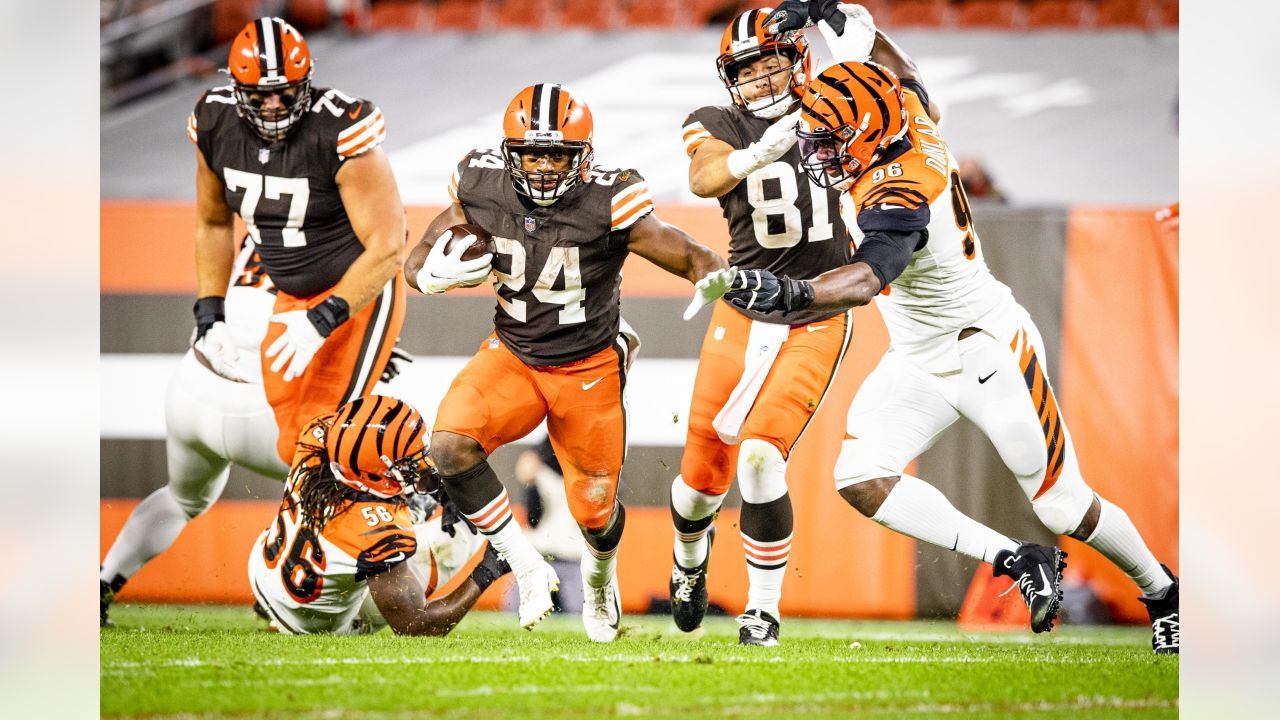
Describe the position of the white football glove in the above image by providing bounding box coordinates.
[820,3,878,64]
[265,310,326,382]
[683,267,738,320]
[726,111,803,179]
[415,229,494,294]
[192,321,247,382]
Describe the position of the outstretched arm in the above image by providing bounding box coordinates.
[367,542,508,636]
[725,228,923,313]
[626,212,727,283]
[870,31,942,122]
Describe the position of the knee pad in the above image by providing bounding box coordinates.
[1030,473,1095,535]
[671,475,725,521]
[736,439,788,504]
[833,437,899,490]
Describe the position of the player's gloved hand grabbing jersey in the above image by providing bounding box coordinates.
[683,267,739,320]
[266,295,350,382]
[416,229,494,294]
[192,296,246,382]
[723,269,815,314]
[727,111,803,180]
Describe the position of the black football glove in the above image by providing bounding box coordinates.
[764,0,848,35]
[380,344,414,383]
[724,269,815,314]
[468,541,511,591]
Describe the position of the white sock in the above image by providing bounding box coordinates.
[742,530,791,620]
[580,541,618,589]
[671,476,724,569]
[462,489,545,576]
[101,486,192,582]
[871,475,1018,564]
[1083,496,1171,596]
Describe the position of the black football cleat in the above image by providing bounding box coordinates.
[737,608,780,647]
[994,542,1066,633]
[1138,564,1179,654]
[100,574,127,628]
[670,525,715,632]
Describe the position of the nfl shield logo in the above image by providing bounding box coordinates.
[258,148,270,164]
[524,216,536,232]
[488,337,500,350]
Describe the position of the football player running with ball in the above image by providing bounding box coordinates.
[189,17,407,466]
[670,6,873,647]
[405,84,727,641]
[249,396,509,636]
[713,1,1179,653]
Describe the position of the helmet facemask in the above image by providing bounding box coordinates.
[718,39,807,120]
[799,122,864,191]
[502,133,593,207]
[234,73,312,142]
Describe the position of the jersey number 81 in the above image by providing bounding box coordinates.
[745,161,834,249]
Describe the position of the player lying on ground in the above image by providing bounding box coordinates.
[712,1,1179,653]
[406,83,728,641]
[101,235,420,627]
[249,395,509,636]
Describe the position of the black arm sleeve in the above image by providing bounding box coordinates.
[850,229,926,289]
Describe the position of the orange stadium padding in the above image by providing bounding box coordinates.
[956,562,1031,631]
[1058,206,1178,623]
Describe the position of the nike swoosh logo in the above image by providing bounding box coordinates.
[582,377,604,391]
[1034,565,1054,596]
[978,371,997,384]
[384,552,406,563]
[348,102,363,120]
[806,325,830,333]
[880,203,904,211]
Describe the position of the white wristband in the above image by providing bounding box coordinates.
[726,147,763,180]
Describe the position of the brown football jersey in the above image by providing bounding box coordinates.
[450,149,653,366]
[682,105,849,325]
[189,84,386,298]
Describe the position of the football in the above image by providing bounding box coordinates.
[443,223,496,261]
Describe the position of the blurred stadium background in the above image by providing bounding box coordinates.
[100,0,1177,628]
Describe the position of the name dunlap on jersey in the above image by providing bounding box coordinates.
[842,86,1017,373]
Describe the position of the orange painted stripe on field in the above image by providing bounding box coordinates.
[101,202,732,297]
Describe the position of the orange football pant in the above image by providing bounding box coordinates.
[680,301,851,496]
[261,273,406,464]
[434,334,628,530]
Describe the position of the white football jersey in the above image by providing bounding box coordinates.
[840,88,1020,373]
[247,421,419,635]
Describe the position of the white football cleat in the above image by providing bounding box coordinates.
[516,561,559,630]
[582,569,621,642]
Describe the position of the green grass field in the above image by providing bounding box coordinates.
[101,604,1177,719]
